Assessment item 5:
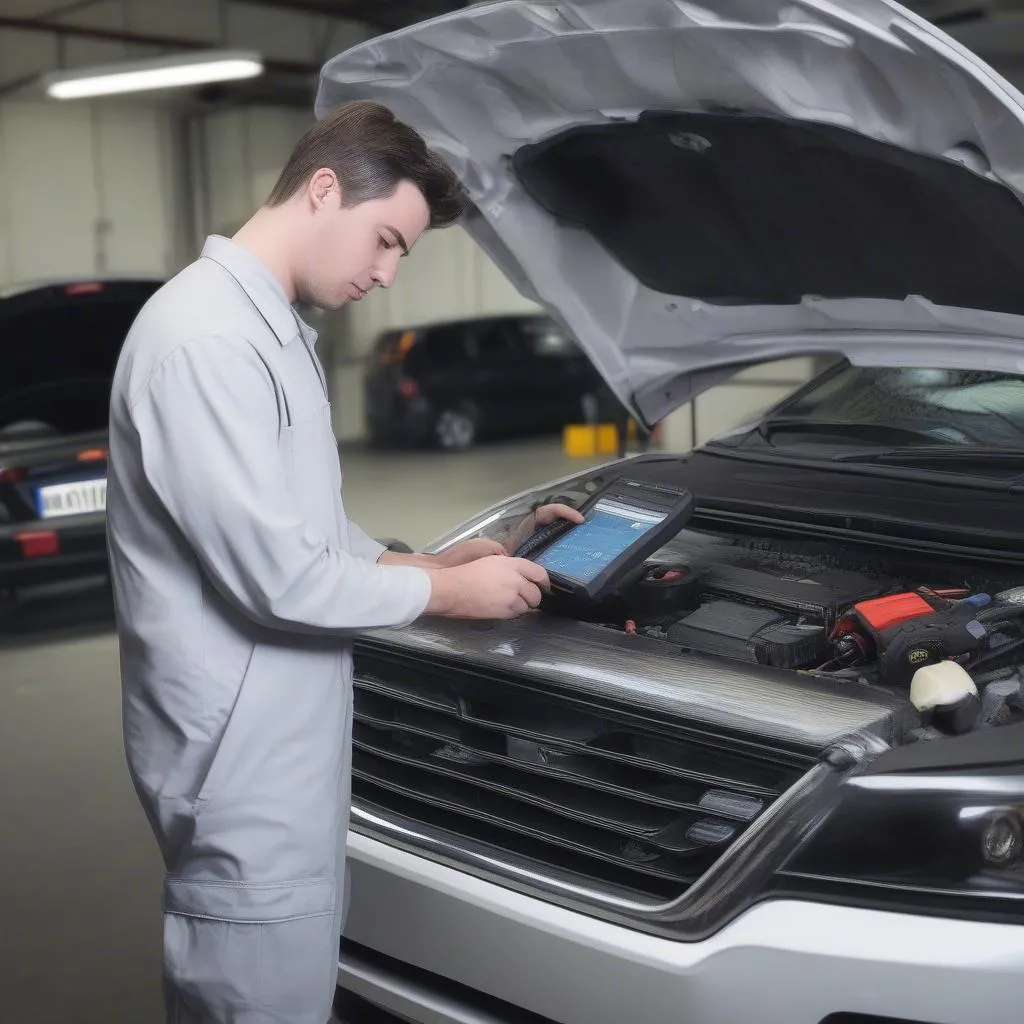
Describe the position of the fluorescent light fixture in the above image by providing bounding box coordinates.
[43,50,263,100]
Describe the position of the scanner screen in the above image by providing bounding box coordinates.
[535,498,666,584]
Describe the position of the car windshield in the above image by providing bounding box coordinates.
[763,364,1024,450]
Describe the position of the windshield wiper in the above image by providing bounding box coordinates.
[757,418,945,447]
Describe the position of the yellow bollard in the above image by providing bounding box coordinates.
[596,424,619,455]
[563,424,597,457]
[563,424,620,457]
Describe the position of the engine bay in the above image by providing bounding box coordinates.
[537,521,1024,741]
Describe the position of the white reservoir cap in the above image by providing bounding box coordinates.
[910,661,978,713]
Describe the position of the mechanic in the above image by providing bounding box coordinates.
[105,100,580,1024]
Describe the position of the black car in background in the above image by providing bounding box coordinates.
[364,313,611,450]
[0,278,161,594]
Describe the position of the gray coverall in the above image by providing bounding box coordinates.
[106,235,433,1022]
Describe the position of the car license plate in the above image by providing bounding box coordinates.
[36,478,107,519]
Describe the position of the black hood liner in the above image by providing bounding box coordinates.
[0,280,159,434]
[513,111,1024,314]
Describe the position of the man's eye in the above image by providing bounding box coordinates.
[379,236,395,250]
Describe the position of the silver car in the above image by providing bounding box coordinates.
[318,3,1024,1022]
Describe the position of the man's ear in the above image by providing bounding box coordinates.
[309,168,339,211]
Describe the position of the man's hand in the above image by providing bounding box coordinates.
[435,504,583,565]
[426,555,550,620]
[435,537,508,567]
[534,503,585,528]
[503,502,585,554]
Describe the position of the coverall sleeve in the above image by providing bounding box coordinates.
[130,334,432,634]
[347,521,388,563]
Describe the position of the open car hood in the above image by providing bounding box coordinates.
[316,0,1024,424]
[0,278,161,438]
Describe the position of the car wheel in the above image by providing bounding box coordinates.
[434,408,477,451]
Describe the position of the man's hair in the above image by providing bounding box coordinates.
[266,100,469,228]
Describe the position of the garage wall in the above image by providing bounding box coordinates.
[192,106,315,239]
[0,99,181,286]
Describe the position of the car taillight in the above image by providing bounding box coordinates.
[378,330,418,366]
[77,448,108,462]
[17,531,59,558]
[0,466,26,483]
[398,378,419,399]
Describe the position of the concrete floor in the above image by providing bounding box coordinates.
[0,438,607,1024]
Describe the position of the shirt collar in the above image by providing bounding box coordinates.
[200,234,306,347]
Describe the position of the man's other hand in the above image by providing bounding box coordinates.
[533,503,585,528]
[436,504,583,566]
[426,555,551,619]
[436,537,508,567]
[503,502,585,554]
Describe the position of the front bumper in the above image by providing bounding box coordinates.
[0,512,108,587]
[340,831,1024,1024]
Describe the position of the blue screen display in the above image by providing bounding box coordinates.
[535,499,665,584]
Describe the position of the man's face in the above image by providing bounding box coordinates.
[300,174,430,310]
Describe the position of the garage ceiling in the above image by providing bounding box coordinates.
[238,0,473,33]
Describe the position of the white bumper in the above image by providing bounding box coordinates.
[340,832,1024,1024]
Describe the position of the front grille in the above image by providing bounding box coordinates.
[351,644,812,903]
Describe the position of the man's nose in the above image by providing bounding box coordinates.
[372,253,401,290]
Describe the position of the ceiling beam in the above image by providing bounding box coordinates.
[0,15,320,78]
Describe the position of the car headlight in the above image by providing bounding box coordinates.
[776,736,1024,920]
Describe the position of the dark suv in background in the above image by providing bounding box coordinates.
[364,313,610,450]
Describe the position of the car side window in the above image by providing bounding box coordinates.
[475,321,525,362]
[419,327,473,368]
